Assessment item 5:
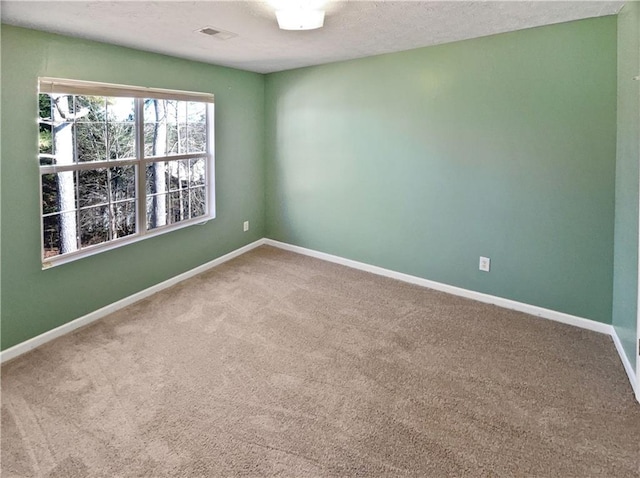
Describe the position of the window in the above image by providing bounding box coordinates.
[38,78,215,268]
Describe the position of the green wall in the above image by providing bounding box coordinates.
[613,1,640,370]
[265,17,618,323]
[1,16,626,352]
[0,26,265,350]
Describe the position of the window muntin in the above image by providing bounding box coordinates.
[38,79,214,267]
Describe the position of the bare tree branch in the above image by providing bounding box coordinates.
[53,95,89,121]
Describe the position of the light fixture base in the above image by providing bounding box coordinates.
[276,9,325,30]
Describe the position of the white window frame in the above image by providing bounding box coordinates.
[38,77,216,269]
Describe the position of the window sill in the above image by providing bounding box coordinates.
[42,214,214,270]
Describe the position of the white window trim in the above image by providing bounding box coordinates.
[39,77,215,103]
[38,78,216,269]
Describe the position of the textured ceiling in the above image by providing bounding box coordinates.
[1,1,625,73]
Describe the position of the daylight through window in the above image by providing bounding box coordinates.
[38,78,215,267]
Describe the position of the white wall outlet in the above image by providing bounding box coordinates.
[243,221,249,232]
[479,256,491,272]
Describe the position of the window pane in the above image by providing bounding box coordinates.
[145,161,169,196]
[107,97,134,122]
[49,94,74,120]
[180,160,191,191]
[146,194,168,230]
[78,169,108,208]
[177,102,188,123]
[51,121,76,164]
[114,200,136,239]
[166,100,186,124]
[75,122,107,162]
[144,123,154,157]
[42,173,79,215]
[168,191,188,224]
[190,187,206,219]
[189,158,206,187]
[76,96,107,122]
[39,123,53,156]
[187,122,206,153]
[79,205,109,248]
[107,122,136,160]
[166,122,179,155]
[187,102,206,122]
[110,166,136,201]
[166,160,189,192]
[144,99,164,123]
[178,123,187,153]
[165,100,177,123]
[166,161,177,191]
[38,94,54,164]
[43,214,60,259]
[144,99,168,157]
[146,159,198,229]
[43,211,77,258]
[42,171,77,215]
[42,174,59,215]
[144,122,164,157]
[39,94,52,121]
[164,101,187,156]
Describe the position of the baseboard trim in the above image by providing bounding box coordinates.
[611,328,639,399]
[264,239,612,335]
[4,236,637,404]
[0,239,267,364]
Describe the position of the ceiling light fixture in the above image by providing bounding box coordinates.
[271,0,326,31]
[276,9,324,30]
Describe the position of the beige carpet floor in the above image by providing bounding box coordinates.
[2,246,639,477]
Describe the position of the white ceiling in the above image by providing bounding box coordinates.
[0,1,625,74]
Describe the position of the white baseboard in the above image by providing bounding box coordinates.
[3,236,637,404]
[0,239,266,364]
[611,328,639,399]
[264,239,612,335]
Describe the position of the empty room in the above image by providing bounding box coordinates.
[1,0,639,476]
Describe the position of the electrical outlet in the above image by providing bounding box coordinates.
[243,221,249,232]
[479,256,491,272]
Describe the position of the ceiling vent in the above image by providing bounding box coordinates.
[196,26,238,41]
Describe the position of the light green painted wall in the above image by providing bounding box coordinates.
[613,1,640,370]
[0,26,265,350]
[265,17,617,323]
[0,16,624,352]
